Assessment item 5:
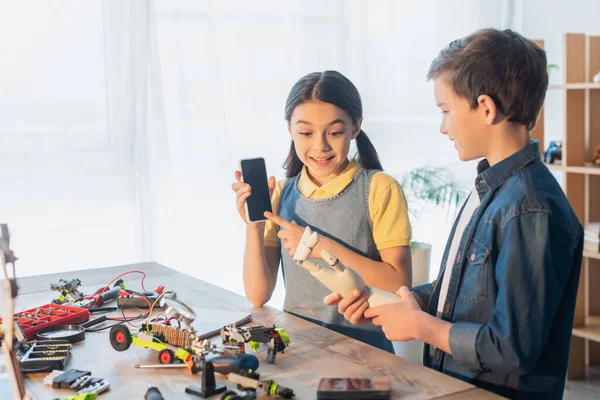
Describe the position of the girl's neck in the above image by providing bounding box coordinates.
[306,158,350,187]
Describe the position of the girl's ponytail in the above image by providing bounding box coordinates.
[284,142,304,178]
[355,130,383,170]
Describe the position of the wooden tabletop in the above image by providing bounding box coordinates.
[0,262,505,399]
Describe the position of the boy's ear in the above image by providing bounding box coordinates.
[477,95,503,125]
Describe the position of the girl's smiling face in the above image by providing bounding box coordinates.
[288,100,361,186]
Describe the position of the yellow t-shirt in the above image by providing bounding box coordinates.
[264,160,412,250]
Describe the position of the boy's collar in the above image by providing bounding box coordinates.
[474,140,540,198]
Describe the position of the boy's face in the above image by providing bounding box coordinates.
[288,100,360,185]
[434,75,489,161]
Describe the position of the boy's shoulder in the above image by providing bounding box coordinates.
[491,160,579,232]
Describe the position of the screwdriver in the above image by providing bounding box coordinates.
[145,382,165,400]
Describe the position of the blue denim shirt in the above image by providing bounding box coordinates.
[412,141,583,399]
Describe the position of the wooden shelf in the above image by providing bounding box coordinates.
[573,324,600,342]
[565,164,600,175]
[545,162,564,171]
[585,250,600,260]
[544,162,600,174]
[549,83,600,90]
[540,33,600,379]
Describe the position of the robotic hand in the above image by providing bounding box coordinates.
[292,226,401,308]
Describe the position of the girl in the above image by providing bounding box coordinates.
[231,71,412,353]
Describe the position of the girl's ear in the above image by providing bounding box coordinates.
[287,124,293,137]
[352,117,363,139]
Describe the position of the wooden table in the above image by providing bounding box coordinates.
[0,262,504,399]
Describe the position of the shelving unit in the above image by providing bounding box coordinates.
[532,34,600,379]
[549,83,600,90]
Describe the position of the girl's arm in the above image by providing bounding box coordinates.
[314,237,412,292]
[267,212,412,293]
[233,172,282,307]
[242,224,281,306]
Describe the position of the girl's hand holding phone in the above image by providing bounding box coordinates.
[231,170,275,227]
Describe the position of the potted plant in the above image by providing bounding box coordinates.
[393,166,467,361]
[400,165,467,285]
[547,63,559,80]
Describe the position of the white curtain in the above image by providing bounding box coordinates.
[0,0,518,301]
[102,0,170,263]
[117,0,519,308]
[0,0,138,279]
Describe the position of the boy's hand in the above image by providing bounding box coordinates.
[231,171,275,227]
[324,289,371,325]
[364,286,422,341]
[264,212,305,256]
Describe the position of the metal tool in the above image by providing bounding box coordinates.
[79,286,122,308]
[134,363,187,369]
[36,316,107,343]
[70,375,91,389]
[76,380,110,396]
[162,297,196,326]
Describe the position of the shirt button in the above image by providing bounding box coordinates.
[317,189,324,195]
[470,253,476,261]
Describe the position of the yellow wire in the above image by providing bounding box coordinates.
[145,290,176,330]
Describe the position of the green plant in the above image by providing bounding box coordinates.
[400,166,467,227]
[400,166,467,249]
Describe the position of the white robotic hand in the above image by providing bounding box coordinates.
[293,227,401,307]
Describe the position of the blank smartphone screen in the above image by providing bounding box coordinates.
[241,158,273,222]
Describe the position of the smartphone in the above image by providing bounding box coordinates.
[239,157,272,222]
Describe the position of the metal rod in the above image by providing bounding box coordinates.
[133,364,187,369]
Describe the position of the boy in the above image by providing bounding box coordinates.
[325,28,583,399]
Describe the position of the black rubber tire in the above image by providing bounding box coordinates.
[109,324,132,352]
[190,360,201,375]
[221,390,242,400]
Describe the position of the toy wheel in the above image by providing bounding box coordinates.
[189,360,201,374]
[159,349,175,364]
[110,325,131,351]
[237,353,259,372]
[221,390,242,400]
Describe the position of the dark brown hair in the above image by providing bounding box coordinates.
[427,28,548,131]
[283,71,382,178]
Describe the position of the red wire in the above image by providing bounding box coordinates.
[102,270,149,321]
[107,293,152,321]
[103,270,147,292]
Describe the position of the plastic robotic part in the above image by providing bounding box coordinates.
[293,226,401,307]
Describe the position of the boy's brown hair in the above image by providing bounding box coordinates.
[427,28,548,131]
